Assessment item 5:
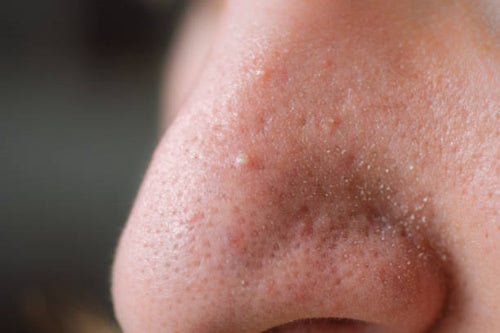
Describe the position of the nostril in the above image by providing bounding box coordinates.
[264,317,377,333]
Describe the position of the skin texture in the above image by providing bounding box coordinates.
[112,1,499,332]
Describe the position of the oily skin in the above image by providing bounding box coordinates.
[112,1,499,332]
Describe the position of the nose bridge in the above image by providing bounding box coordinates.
[176,0,409,159]
[182,0,340,114]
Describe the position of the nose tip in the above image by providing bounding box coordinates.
[112,114,447,332]
[112,2,451,331]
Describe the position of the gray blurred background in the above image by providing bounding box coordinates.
[1,1,187,331]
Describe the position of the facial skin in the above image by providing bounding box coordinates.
[112,1,499,332]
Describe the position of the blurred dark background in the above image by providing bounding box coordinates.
[1,0,188,331]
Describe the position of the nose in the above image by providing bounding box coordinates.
[112,1,449,332]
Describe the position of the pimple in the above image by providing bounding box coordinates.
[322,116,342,134]
[254,68,271,81]
[255,69,266,76]
[234,151,250,168]
[187,212,205,225]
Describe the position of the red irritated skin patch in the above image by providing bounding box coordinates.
[112,1,499,333]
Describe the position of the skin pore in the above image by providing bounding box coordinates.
[112,1,499,332]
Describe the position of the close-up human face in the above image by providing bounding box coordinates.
[112,1,499,332]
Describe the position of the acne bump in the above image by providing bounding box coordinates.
[234,151,250,168]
